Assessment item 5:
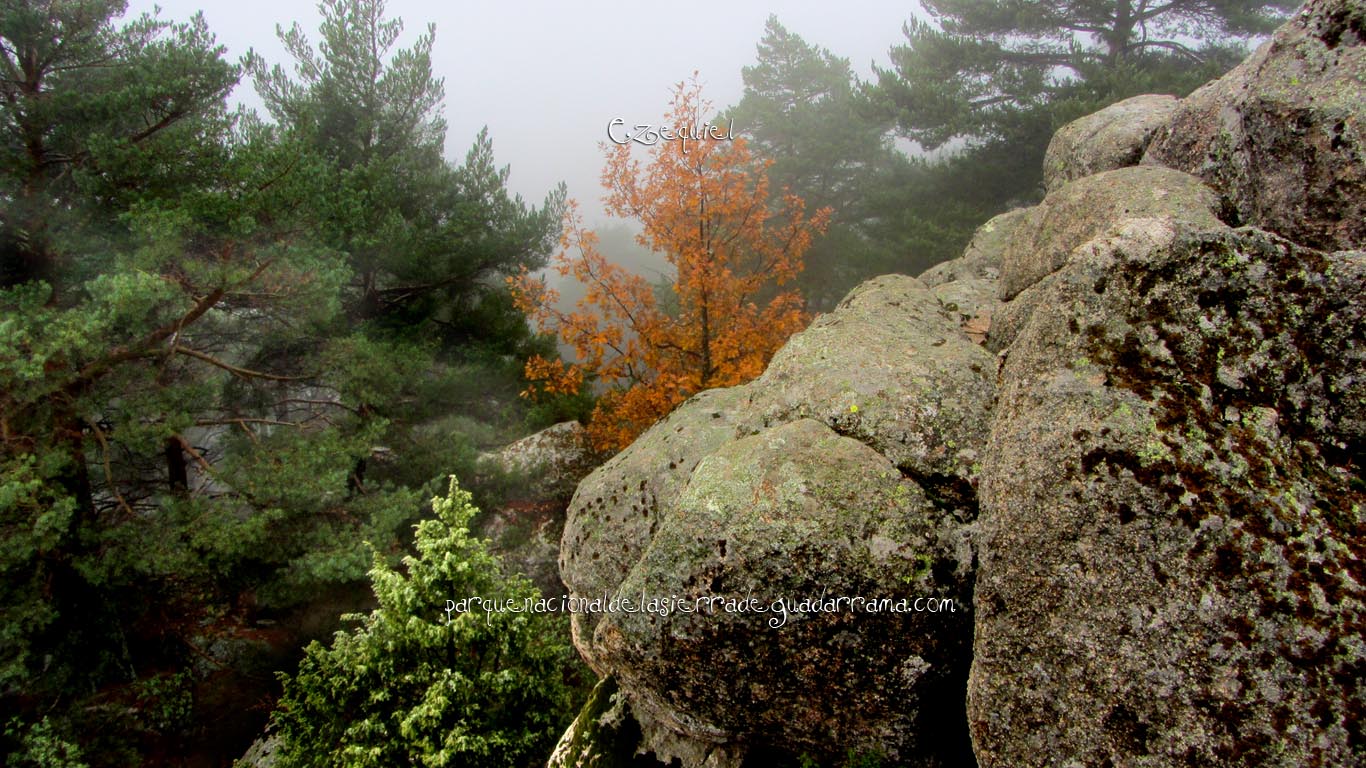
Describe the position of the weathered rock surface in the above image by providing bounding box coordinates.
[919,207,1028,288]
[921,207,1028,346]
[988,215,1210,354]
[561,386,753,663]
[480,420,599,501]
[1143,0,1366,251]
[475,421,605,597]
[971,220,1366,766]
[236,734,280,768]
[548,677,663,768]
[736,275,996,489]
[558,276,988,765]
[1044,94,1181,192]
[998,166,1227,300]
[594,419,974,766]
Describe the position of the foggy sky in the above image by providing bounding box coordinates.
[123,0,915,224]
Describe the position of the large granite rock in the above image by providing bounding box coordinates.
[594,419,975,766]
[736,275,997,489]
[547,677,662,768]
[1043,94,1181,192]
[553,5,1366,766]
[1143,0,1366,251]
[997,166,1227,300]
[559,276,989,765]
[481,420,599,502]
[921,207,1031,347]
[561,386,753,665]
[971,219,1366,766]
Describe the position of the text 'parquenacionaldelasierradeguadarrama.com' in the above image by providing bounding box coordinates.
[445,590,957,629]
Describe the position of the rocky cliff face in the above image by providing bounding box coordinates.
[550,1,1365,765]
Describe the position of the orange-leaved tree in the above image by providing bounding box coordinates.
[511,77,830,452]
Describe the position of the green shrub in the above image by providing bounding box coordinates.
[2,717,88,768]
[271,478,576,767]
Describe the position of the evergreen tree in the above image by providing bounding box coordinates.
[271,479,578,768]
[0,2,568,763]
[870,0,1294,152]
[246,0,564,339]
[243,0,573,502]
[726,17,906,307]
[1,0,236,290]
[864,0,1294,247]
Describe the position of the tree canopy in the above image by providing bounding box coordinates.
[725,16,908,307]
[870,0,1295,151]
[0,1,574,763]
[513,78,829,451]
[271,479,577,768]
[246,0,564,337]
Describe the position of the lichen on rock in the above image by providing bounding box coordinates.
[1143,0,1366,251]
[997,166,1227,300]
[736,275,997,490]
[1043,94,1181,192]
[971,221,1366,767]
[552,4,1366,765]
[557,277,986,765]
[595,419,975,766]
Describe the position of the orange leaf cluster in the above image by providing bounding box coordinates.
[510,76,831,452]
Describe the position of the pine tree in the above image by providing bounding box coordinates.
[725,16,907,308]
[870,0,1295,152]
[864,0,1295,233]
[246,0,564,335]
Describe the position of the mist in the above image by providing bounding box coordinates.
[125,0,914,224]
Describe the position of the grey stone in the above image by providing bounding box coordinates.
[998,166,1226,300]
[594,419,975,766]
[560,385,752,667]
[235,735,279,768]
[547,676,667,768]
[970,220,1366,767]
[737,274,997,487]
[1143,0,1366,251]
[1043,94,1180,192]
[480,420,600,502]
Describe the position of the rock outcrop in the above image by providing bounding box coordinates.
[559,280,985,766]
[972,219,1365,766]
[996,166,1227,300]
[735,275,996,486]
[562,386,753,658]
[1143,0,1366,251]
[547,677,658,768]
[482,420,600,502]
[597,419,973,765]
[552,1,1366,765]
[1042,94,1180,192]
[477,421,603,597]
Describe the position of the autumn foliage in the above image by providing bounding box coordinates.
[511,77,831,452]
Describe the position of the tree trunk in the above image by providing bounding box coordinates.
[166,437,189,493]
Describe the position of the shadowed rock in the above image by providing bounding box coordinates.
[596,419,975,766]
